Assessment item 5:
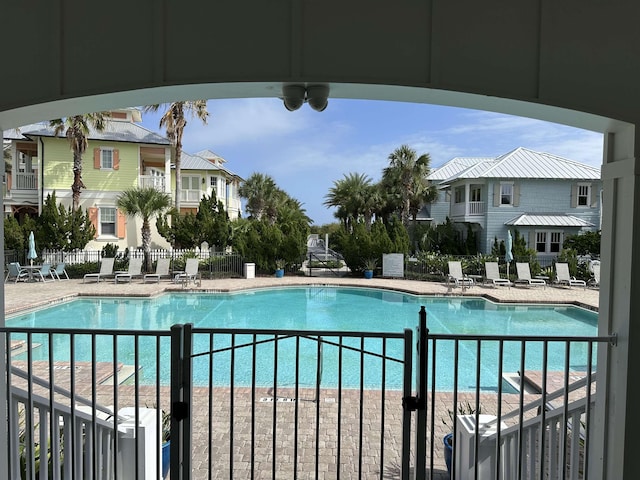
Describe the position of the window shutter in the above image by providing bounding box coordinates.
[89,207,98,238]
[590,185,598,207]
[528,230,535,250]
[493,183,500,207]
[93,149,101,169]
[570,184,577,208]
[113,149,120,170]
[117,210,126,239]
[513,183,520,207]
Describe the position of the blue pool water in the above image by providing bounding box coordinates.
[6,287,598,391]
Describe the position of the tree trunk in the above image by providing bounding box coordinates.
[142,218,151,272]
[174,142,182,212]
[71,150,85,212]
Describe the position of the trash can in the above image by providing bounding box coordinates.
[454,414,504,480]
[118,407,159,480]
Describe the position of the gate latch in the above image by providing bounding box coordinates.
[172,401,190,421]
[402,395,419,412]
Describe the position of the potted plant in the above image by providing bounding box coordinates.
[363,258,377,279]
[161,410,171,479]
[442,401,482,477]
[274,259,286,278]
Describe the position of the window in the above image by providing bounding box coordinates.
[471,186,481,202]
[577,184,590,207]
[101,149,113,169]
[500,183,513,205]
[454,187,465,203]
[100,207,116,236]
[181,175,201,202]
[536,232,547,253]
[535,230,563,253]
[210,176,218,197]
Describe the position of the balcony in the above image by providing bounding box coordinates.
[139,175,166,191]
[451,201,486,220]
[13,172,37,190]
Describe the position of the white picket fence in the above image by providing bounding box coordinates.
[41,247,218,266]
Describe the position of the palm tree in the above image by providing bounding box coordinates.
[382,145,437,226]
[116,187,172,271]
[145,101,209,211]
[239,173,282,222]
[324,172,376,231]
[50,113,108,211]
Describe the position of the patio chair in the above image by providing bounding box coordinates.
[143,258,171,283]
[114,257,143,283]
[174,258,201,286]
[83,257,115,283]
[554,262,586,289]
[33,263,53,282]
[5,262,29,283]
[514,263,546,288]
[49,262,70,280]
[483,262,512,287]
[447,261,474,288]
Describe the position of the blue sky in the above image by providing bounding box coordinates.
[139,99,604,226]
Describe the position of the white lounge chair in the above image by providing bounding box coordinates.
[143,258,171,283]
[514,262,546,288]
[554,262,586,289]
[174,258,201,286]
[447,261,473,288]
[591,263,600,288]
[483,262,512,287]
[50,262,70,280]
[83,257,115,283]
[115,257,143,283]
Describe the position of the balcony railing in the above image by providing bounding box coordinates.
[139,175,166,191]
[180,189,201,202]
[451,201,486,217]
[14,172,37,190]
[1,316,613,479]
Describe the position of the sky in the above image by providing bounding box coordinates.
[139,99,604,226]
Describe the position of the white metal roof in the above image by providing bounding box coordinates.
[456,147,601,180]
[505,214,595,227]
[428,157,490,180]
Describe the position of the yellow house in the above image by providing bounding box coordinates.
[3,108,243,249]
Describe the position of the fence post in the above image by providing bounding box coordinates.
[170,323,192,480]
[414,306,428,480]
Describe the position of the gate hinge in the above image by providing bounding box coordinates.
[403,395,419,412]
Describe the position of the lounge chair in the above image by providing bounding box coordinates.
[5,262,29,283]
[174,258,201,286]
[447,261,473,288]
[83,257,115,283]
[33,263,53,282]
[114,257,143,283]
[483,262,512,287]
[514,262,546,288]
[50,262,69,280]
[143,258,171,283]
[554,262,586,289]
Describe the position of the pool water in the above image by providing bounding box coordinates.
[6,287,598,391]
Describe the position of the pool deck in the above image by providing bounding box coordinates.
[3,274,599,316]
[4,276,599,479]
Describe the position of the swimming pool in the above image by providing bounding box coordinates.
[6,287,598,390]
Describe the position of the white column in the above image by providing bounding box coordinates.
[0,128,8,477]
[164,147,171,194]
[591,121,640,478]
[464,183,470,216]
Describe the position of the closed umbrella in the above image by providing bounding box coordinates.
[505,230,514,280]
[27,231,37,267]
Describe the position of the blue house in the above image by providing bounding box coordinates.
[424,147,601,260]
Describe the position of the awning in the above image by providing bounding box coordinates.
[505,214,595,227]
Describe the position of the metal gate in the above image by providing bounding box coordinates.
[168,310,426,480]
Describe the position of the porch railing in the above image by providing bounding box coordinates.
[14,172,37,190]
